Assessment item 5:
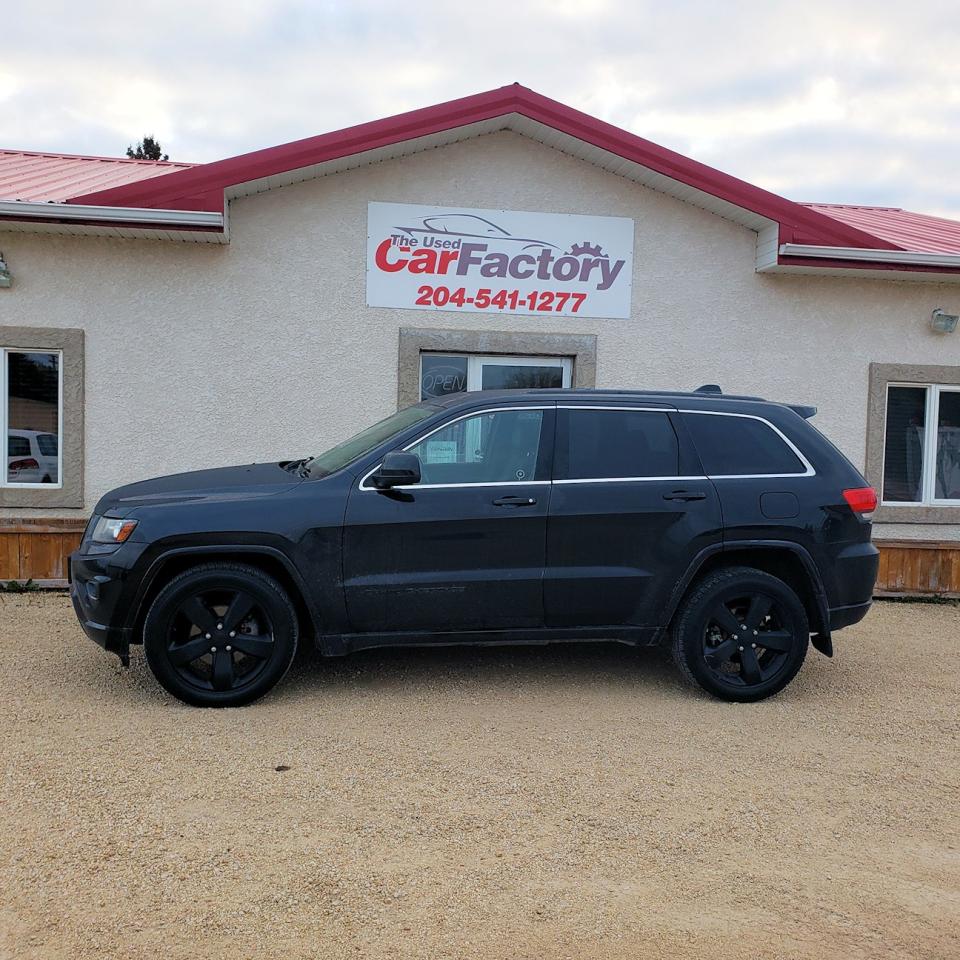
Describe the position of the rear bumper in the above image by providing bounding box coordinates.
[830,541,880,609]
[828,599,873,631]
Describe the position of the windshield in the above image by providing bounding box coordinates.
[304,404,437,478]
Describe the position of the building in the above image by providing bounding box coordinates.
[1,85,958,594]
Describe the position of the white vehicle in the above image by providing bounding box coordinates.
[7,429,58,484]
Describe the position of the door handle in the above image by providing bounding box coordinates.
[492,496,538,507]
[663,490,707,502]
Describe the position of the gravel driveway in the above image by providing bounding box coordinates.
[0,593,957,960]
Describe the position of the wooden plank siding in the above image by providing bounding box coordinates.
[1,522,959,597]
[0,520,86,582]
[873,540,960,598]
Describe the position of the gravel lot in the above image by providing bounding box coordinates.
[0,593,957,960]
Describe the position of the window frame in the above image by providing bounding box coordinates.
[0,326,84,510]
[397,327,596,408]
[880,381,960,508]
[866,363,960,524]
[2,347,64,490]
[418,352,572,401]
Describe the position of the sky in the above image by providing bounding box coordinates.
[3,0,960,217]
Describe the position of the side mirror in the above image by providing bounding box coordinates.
[371,451,421,489]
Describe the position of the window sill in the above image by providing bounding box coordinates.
[874,504,960,524]
[0,486,82,509]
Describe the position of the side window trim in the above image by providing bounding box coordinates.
[358,404,554,490]
[358,403,815,488]
[679,409,816,478]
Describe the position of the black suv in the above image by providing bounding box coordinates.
[70,387,879,707]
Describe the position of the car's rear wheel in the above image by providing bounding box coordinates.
[672,566,808,702]
[143,563,298,707]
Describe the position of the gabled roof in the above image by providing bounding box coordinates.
[0,149,194,202]
[65,84,893,252]
[3,85,960,274]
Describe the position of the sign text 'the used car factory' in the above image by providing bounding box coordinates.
[366,202,635,319]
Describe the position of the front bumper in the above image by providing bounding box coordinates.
[68,545,146,662]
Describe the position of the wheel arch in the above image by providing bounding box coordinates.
[127,545,321,646]
[664,541,831,652]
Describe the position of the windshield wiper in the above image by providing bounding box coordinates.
[281,457,311,476]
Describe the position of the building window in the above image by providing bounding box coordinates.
[3,349,62,487]
[397,328,596,408]
[866,363,960,523]
[419,353,572,401]
[0,326,83,509]
[882,384,960,505]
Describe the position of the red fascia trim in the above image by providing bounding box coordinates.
[68,84,900,252]
[777,254,960,275]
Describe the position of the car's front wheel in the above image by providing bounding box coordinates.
[671,566,809,702]
[143,563,298,707]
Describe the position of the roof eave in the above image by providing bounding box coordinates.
[0,199,226,241]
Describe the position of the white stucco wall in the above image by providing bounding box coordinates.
[1,131,959,538]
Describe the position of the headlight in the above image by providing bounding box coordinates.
[91,516,138,544]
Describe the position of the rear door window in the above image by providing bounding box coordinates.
[682,412,807,476]
[555,408,680,480]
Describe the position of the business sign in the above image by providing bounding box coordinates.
[366,202,634,319]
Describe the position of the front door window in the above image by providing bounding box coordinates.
[407,408,546,485]
[420,353,571,401]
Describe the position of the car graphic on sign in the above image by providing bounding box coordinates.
[394,213,558,250]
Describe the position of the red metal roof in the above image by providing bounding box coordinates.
[3,85,960,264]
[61,84,899,253]
[0,149,194,203]
[801,203,960,255]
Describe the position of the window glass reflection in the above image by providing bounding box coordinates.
[7,351,60,484]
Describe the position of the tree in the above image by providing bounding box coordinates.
[126,136,169,161]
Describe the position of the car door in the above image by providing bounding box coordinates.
[544,405,722,628]
[342,404,555,635]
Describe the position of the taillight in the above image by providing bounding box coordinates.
[842,486,877,516]
[9,458,39,472]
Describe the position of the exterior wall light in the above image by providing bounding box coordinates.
[0,251,10,288]
[931,308,959,333]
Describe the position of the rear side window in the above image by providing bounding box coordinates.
[683,413,806,476]
[37,434,58,456]
[8,436,30,457]
[556,409,680,480]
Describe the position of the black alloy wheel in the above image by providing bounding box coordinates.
[144,563,298,707]
[672,566,809,703]
[166,588,275,694]
[700,592,794,689]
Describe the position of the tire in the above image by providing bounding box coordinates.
[143,563,298,707]
[671,566,808,703]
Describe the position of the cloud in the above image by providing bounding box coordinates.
[3,0,960,216]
